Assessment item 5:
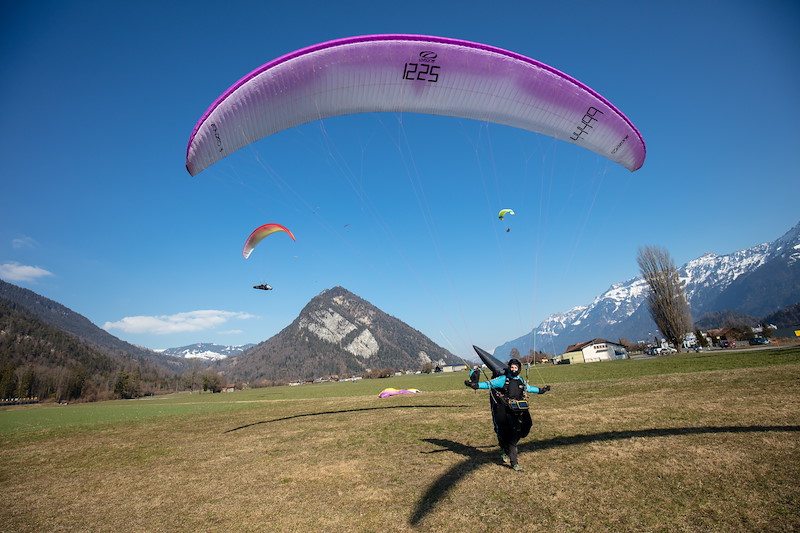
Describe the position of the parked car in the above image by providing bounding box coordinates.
[661,347,678,354]
[719,340,736,348]
[748,337,770,345]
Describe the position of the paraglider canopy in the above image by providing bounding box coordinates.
[498,209,515,221]
[242,223,296,259]
[186,34,645,176]
[379,388,421,398]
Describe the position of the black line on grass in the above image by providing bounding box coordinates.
[411,424,800,525]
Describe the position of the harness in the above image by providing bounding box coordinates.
[501,375,529,412]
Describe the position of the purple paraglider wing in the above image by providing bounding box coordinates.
[186,34,645,176]
[378,388,421,398]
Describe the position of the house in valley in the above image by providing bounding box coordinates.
[555,339,628,364]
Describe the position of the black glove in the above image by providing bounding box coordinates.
[538,385,551,394]
[464,380,479,390]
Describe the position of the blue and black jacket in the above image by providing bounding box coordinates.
[477,374,541,395]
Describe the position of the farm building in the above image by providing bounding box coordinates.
[556,339,628,364]
[441,364,468,373]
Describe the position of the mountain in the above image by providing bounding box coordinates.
[762,303,800,329]
[215,286,460,383]
[0,280,187,401]
[158,343,256,361]
[693,310,759,331]
[0,298,120,400]
[495,220,800,356]
[0,279,186,374]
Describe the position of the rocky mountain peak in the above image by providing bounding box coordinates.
[216,286,460,382]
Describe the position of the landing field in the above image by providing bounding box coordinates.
[2,349,798,532]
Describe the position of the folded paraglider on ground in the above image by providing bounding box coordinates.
[378,388,421,398]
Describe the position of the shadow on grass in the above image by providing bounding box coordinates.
[411,424,800,526]
[224,405,470,433]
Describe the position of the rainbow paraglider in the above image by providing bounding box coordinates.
[242,223,296,259]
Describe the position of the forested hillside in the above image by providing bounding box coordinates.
[763,303,800,329]
[0,298,177,402]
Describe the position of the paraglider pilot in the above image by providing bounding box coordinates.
[465,358,550,471]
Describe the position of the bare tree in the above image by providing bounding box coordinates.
[637,245,693,351]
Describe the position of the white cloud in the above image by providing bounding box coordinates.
[11,236,38,249]
[0,262,54,282]
[218,329,244,335]
[103,310,256,335]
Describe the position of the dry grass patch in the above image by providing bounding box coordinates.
[1,360,798,532]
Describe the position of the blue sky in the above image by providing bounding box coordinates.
[2,0,798,358]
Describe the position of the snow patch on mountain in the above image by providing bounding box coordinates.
[158,343,256,361]
[496,220,800,356]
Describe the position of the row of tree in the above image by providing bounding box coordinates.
[0,362,87,401]
[0,358,230,402]
[508,349,554,364]
[180,361,224,393]
[0,359,184,403]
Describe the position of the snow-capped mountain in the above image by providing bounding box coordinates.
[495,220,800,356]
[158,343,256,361]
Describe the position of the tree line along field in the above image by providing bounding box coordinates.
[1,348,798,532]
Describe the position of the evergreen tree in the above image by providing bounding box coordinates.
[17,365,36,398]
[0,362,18,398]
[694,328,709,348]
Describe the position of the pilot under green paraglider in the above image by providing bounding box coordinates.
[465,357,550,472]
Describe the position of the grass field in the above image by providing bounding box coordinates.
[1,348,798,532]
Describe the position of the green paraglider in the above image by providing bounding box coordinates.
[498,209,515,220]
[499,209,515,232]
